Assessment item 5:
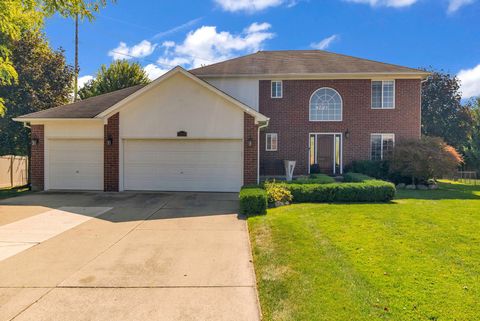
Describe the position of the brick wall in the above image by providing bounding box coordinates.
[30,125,44,191]
[244,113,258,185]
[104,113,119,191]
[259,79,421,176]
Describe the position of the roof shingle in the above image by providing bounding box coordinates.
[18,85,145,119]
[190,50,427,76]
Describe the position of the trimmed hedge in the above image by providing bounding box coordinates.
[343,172,373,182]
[287,180,396,203]
[291,174,336,185]
[239,186,268,215]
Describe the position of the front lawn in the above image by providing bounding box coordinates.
[248,181,480,320]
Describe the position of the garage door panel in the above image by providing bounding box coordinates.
[48,139,103,190]
[124,140,243,192]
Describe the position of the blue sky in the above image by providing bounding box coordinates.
[44,0,480,98]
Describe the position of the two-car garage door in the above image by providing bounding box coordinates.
[123,139,243,192]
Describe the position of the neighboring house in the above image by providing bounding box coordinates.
[14,50,429,192]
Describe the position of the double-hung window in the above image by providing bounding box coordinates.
[266,133,278,151]
[372,80,395,109]
[271,81,283,98]
[371,134,395,161]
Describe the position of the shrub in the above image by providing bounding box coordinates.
[264,180,292,204]
[239,186,268,215]
[347,160,390,179]
[390,136,463,183]
[292,174,335,185]
[310,163,321,174]
[343,172,373,182]
[287,180,395,203]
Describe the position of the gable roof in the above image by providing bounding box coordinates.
[14,67,269,124]
[190,50,429,77]
[16,85,145,120]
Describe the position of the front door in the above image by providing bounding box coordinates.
[309,133,343,175]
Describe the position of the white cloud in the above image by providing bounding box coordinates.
[77,75,93,89]
[310,35,339,50]
[448,0,475,13]
[345,0,418,8]
[245,22,271,33]
[214,0,289,12]
[143,64,168,80]
[158,22,274,69]
[108,40,157,60]
[458,64,480,99]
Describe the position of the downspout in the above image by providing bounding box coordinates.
[257,120,269,184]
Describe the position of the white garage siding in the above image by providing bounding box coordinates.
[123,139,243,192]
[47,139,103,190]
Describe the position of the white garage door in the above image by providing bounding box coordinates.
[48,139,103,190]
[124,140,243,192]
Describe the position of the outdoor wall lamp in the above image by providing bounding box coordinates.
[345,129,350,139]
[247,137,253,147]
[106,136,113,146]
[31,137,39,146]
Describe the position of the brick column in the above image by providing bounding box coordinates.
[30,125,44,191]
[104,113,119,192]
[244,113,258,185]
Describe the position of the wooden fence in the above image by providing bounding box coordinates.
[0,155,28,188]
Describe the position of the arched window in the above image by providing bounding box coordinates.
[309,88,343,121]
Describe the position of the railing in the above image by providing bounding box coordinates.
[0,155,28,188]
[454,171,478,186]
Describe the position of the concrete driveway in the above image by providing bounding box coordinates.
[0,192,260,321]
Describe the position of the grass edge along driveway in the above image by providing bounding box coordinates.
[248,181,480,321]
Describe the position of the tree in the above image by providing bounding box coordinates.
[390,136,463,183]
[0,0,113,112]
[421,68,473,149]
[79,60,150,99]
[0,32,74,156]
[463,98,480,171]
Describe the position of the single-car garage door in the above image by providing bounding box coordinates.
[123,139,243,192]
[48,139,103,190]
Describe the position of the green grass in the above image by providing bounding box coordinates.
[0,186,30,200]
[248,181,480,321]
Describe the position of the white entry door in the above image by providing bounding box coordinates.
[123,139,243,192]
[48,139,103,190]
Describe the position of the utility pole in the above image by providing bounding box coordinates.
[73,13,79,102]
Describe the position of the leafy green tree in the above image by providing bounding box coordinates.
[421,68,473,149]
[79,60,150,99]
[0,0,113,113]
[463,98,480,171]
[0,33,74,156]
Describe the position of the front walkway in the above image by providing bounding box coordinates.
[0,192,260,321]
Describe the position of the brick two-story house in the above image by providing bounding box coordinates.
[15,50,428,192]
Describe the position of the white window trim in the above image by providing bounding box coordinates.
[309,87,343,122]
[271,80,283,99]
[266,133,278,151]
[371,80,395,110]
[370,133,395,161]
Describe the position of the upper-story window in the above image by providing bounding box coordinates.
[271,81,283,98]
[309,87,343,121]
[372,80,395,109]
